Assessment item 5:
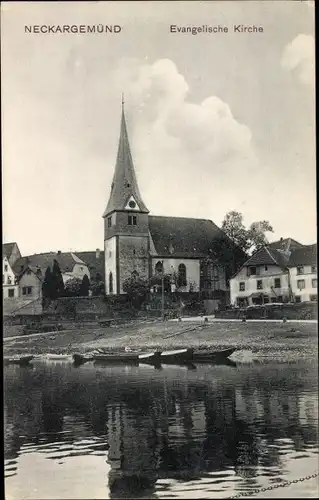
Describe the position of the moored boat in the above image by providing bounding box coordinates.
[138,351,162,364]
[94,352,140,364]
[158,348,194,365]
[4,355,34,366]
[191,347,237,362]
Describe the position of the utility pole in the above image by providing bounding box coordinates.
[161,272,165,321]
[161,260,165,321]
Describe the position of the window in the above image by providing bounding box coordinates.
[312,278,317,288]
[26,269,32,275]
[311,265,317,273]
[109,272,113,294]
[133,249,136,255]
[264,265,268,271]
[2,275,4,284]
[277,296,283,303]
[248,266,260,276]
[257,280,263,290]
[155,261,164,274]
[4,264,8,272]
[107,216,112,228]
[109,251,112,258]
[310,294,317,302]
[297,279,305,290]
[274,278,281,288]
[297,266,304,275]
[295,296,301,303]
[239,282,245,291]
[7,276,12,285]
[128,214,137,226]
[8,288,15,298]
[22,286,32,296]
[178,263,187,287]
[80,267,83,271]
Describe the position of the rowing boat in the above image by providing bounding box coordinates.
[191,347,236,362]
[158,348,194,364]
[4,355,34,366]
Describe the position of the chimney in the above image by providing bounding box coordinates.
[96,248,100,259]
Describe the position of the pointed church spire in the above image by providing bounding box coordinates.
[103,99,149,217]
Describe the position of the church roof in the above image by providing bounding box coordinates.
[103,105,149,216]
[148,216,232,259]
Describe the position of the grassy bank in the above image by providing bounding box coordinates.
[3,319,318,361]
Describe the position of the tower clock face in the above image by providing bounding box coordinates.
[129,200,136,209]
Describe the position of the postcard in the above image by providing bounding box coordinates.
[2,1,317,499]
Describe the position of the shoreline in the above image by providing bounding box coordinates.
[3,319,318,361]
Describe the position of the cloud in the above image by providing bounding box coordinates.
[281,34,315,86]
[111,58,258,218]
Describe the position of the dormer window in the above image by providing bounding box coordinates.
[128,214,137,226]
[4,264,8,272]
[297,266,304,275]
[107,216,112,228]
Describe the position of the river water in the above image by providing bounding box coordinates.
[4,358,318,499]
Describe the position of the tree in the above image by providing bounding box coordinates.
[64,278,82,297]
[51,259,65,299]
[222,211,274,255]
[247,221,274,251]
[80,274,90,296]
[42,266,53,299]
[122,275,149,309]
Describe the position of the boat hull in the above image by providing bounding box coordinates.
[94,353,140,364]
[158,348,194,365]
[192,347,236,362]
[4,355,34,366]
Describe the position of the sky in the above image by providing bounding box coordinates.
[1,0,316,256]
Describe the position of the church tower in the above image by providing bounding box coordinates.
[103,100,150,295]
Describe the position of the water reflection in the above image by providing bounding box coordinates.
[4,360,318,499]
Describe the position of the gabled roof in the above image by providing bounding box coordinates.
[288,244,317,267]
[3,242,16,258]
[12,252,87,276]
[268,238,304,250]
[148,216,233,259]
[243,246,290,268]
[76,251,105,278]
[103,106,149,216]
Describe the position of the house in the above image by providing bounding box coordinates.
[76,249,105,283]
[13,251,90,299]
[287,244,317,303]
[230,239,317,306]
[102,102,245,307]
[3,242,21,299]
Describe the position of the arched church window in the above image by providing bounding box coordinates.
[178,263,187,287]
[155,261,163,274]
[109,272,113,294]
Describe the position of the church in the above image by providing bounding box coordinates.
[103,103,240,306]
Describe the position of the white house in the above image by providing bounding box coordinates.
[13,251,91,299]
[3,242,21,299]
[230,239,317,306]
[288,244,317,303]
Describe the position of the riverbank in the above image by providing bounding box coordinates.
[3,319,318,361]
